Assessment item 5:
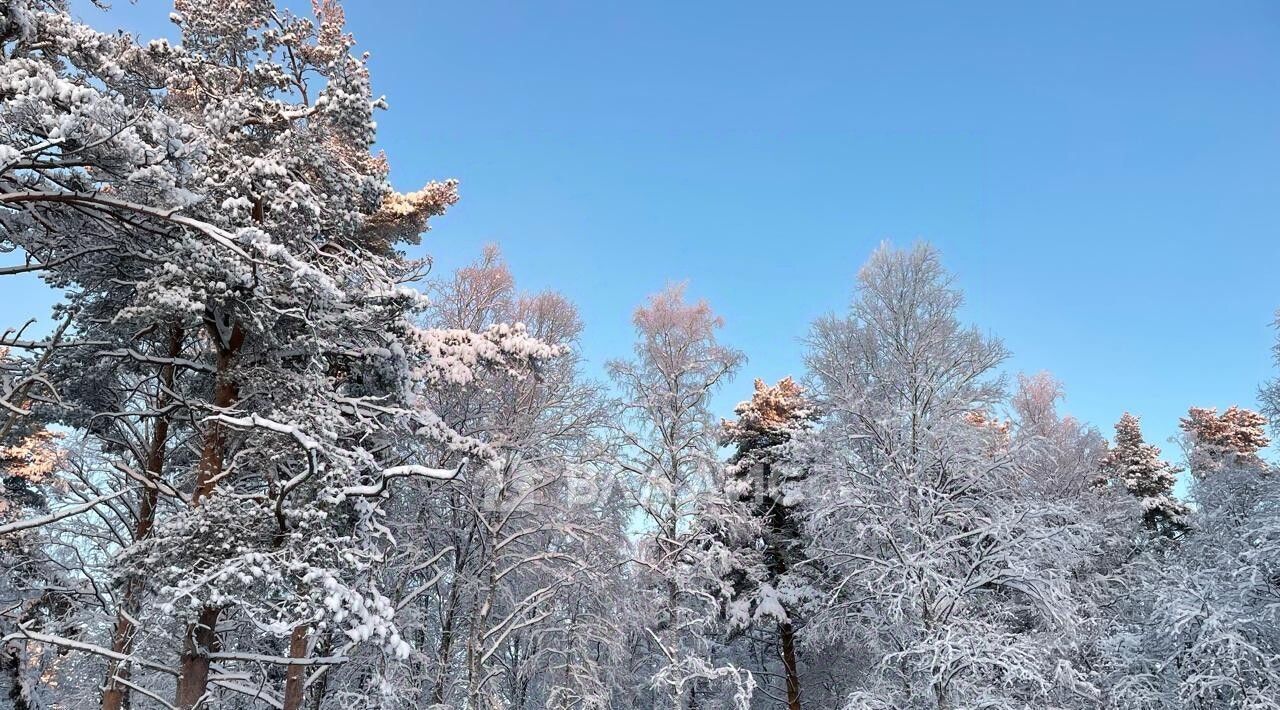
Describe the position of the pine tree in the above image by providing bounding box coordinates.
[707,377,816,710]
[1179,405,1270,478]
[1098,413,1189,535]
[0,2,557,707]
[1105,409,1278,709]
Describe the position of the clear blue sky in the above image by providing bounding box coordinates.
[20,1,1280,465]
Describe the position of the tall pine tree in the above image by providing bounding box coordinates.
[707,377,815,710]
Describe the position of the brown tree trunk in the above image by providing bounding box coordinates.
[281,625,311,710]
[174,607,220,709]
[762,461,803,710]
[102,326,182,710]
[191,323,243,505]
[780,621,802,710]
[174,321,243,709]
[99,597,140,710]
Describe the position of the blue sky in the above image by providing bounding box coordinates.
[20,1,1280,465]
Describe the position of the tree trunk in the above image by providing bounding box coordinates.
[3,646,31,710]
[174,320,243,708]
[763,460,803,710]
[191,322,243,505]
[431,591,458,706]
[103,327,182,710]
[281,625,311,710]
[780,621,802,710]
[174,607,220,709]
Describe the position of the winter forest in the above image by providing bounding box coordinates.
[1,1,1278,709]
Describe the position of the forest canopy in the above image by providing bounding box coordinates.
[2,2,1278,709]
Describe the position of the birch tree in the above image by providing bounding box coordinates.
[315,247,628,710]
[608,283,751,709]
[803,244,1100,709]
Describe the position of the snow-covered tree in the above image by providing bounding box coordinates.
[1259,309,1280,433]
[1098,413,1190,535]
[309,246,628,710]
[1104,407,1278,709]
[609,284,744,563]
[4,2,1276,706]
[802,243,1101,709]
[702,377,815,709]
[1006,373,1148,705]
[1011,372,1107,497]
[1179,405,1269,479]
[608,282,751,709]
[0,376,72,709]
[1,2,557,708]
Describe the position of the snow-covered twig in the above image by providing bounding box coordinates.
[0,488,132,535]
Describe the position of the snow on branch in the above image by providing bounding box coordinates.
[341,459,468,498]
[202,413,322,451]
[0,190,254,260]
[209,678,285,709]
[208,651,350,666]
[107,676,177,710]
[2,623,178,676]
[0,488,132,535]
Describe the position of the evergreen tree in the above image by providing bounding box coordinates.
[706,377,816,710]
[1105,408,1278,709]
[0,2,556,707]
[1099,413,1189,535]
[1179,405,1270,479]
